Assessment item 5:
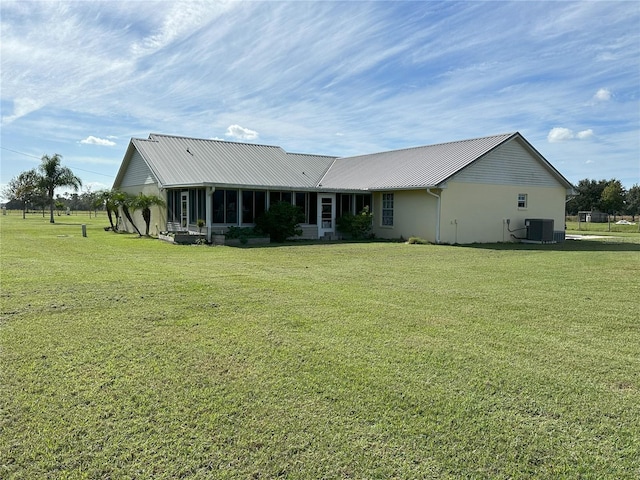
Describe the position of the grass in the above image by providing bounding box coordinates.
[1,213,639,479]
[566,219,640,235]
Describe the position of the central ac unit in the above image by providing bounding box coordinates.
[525,219,554,242]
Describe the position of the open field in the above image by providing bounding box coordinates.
[1,214,639,479]
[566,219,640,235]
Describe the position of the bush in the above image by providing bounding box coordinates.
[407,236,429,244]
[336,206,373,239]
[255,202,304,242]
[225,226,259,239]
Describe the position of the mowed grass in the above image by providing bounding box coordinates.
[1,213,639,479]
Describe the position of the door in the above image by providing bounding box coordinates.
[180,191,188,229]
[318,194,335,238]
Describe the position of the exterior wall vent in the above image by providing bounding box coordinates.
[525,218,554,242]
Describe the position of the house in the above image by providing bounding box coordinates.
[112,132,574,244]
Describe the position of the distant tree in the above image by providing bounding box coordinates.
[131,193,166,236]
[82,188,100,216]
[112,191,141,236]
[567,178,613,214]
[600,179,626,218]
[255,201,304,242]
[2,169,42,219]
[38,153,82,223]
[55,200,65,216]
[625,184,640,221]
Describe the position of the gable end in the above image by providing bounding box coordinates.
[451,138,562,188]
[119,148,158,188]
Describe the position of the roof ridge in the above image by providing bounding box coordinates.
[339,132,517,159]
[148,132,284,150]
[287,152,338,159]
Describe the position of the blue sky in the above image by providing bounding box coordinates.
[1,0,639,200]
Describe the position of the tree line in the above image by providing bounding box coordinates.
[2,153,164,235]
[566,179,640,219]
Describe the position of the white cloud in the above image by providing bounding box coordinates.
[547,127,574,143]
[80,136,116,146]
[547,127,594,143]
[593,88,611,101]
[225,125,259,141]
[575,129,594,140]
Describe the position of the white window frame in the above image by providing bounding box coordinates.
[382,193,394,226]
[518,193,528,209]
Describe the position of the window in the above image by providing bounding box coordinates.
[166,190,181,223]
[294,192,317,224]
[382,193,394,226]
[241,190,266,224]
[269,191,292,206]
[518,193,528,209]
[225,190,238,224]
[189,189,206,224]
[212,189,238,224]
[339,194,352,217]
[355,194,372,214]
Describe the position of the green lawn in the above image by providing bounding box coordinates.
[1,213,639,479]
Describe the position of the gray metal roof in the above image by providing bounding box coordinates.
[129,134,336,189]
[319,133,517,190]
[114,131,572,192]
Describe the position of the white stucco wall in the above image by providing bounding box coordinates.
[371,190,438,241]
[117,184,166,236]
[439,182,567,244]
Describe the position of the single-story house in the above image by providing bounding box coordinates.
[112,131,574,244]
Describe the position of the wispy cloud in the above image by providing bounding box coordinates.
[1,0,638,190]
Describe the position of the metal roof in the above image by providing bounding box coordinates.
[318,132,518,190]
[114,131,572,192]
[129,134,336,189]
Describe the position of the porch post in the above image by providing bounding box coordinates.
[206,186,214,242]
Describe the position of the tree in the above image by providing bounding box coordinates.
[255,201,305,242]
[566,178,609,215]
[96,190,119,230]
[112,191,141,236]
[38,154,82,223]
[2,169,42,219]
[600,179,626,218]
[625,184,640,221]
[131,193,166,236]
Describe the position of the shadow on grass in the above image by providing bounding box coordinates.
[458,239,640,252]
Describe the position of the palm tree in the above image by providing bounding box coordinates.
[131,193,166,236]
[96,190,119,231]
[38,154,82,224]
[112,191,141,236]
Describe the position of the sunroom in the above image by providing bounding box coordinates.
[164,186,372,241]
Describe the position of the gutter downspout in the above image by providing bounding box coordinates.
[426,188,441,244]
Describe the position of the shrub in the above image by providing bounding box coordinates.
[407,236,429,244]
[336,206,373,239]
[255,202,304,242]
[225,226,258,239]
